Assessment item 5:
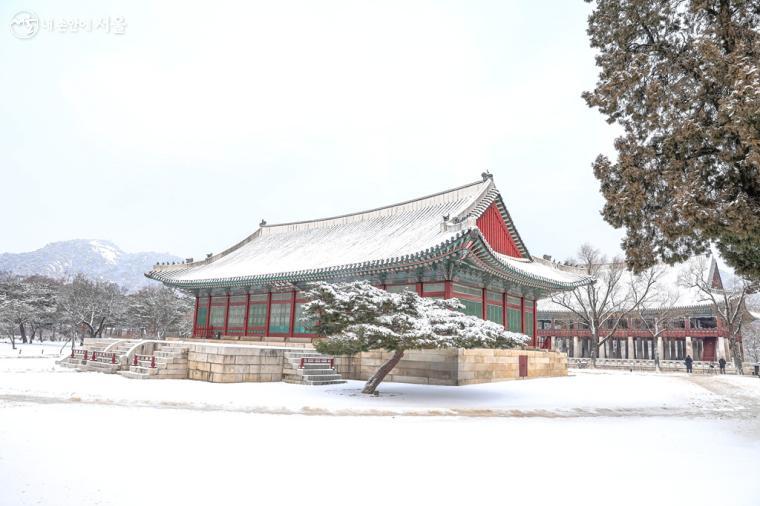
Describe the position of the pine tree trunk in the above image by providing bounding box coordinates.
[362,349,405,395]
[19,323,27,344]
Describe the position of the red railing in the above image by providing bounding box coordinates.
[299,357,334,369]
[71,349,117,364]
[133,354,157,368]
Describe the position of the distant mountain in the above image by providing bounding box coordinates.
[0,240,182,291]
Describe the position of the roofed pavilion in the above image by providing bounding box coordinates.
[147,174,590,345]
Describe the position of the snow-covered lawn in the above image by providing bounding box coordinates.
[1,349,760,505]
[2,353,760,417]
[0,339,69,358]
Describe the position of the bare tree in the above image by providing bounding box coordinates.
[126,286,193,339]
[58,274,125,346]
[680,257,755,374]
[551,244,659,365]
[635,277,687,372]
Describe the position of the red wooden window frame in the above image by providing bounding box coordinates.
[193,296,211,337]
[246,293,269,336]
[225,295,248,336]
[268,291,294,337]
[451,282,483,302]
[505,294,522,333]
[422,282,446,298]
[385,283,418,293]
[207,295,228,334]
[292,291,318,337]
[485,289,503,325]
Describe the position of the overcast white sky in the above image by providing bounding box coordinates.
[1,0,625,262]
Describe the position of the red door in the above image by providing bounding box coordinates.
[519,355,528,377]
[703,338,716,362]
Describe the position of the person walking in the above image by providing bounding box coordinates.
[719,357,726,374]
[685,355,693,374]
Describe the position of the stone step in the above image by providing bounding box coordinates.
[302,374,342,382]
[299,368,340,376]
[118,371,152,380]
[286,362,337,368]
[153,351,187,359]
[130,366,159,375]
[303,379,346,385]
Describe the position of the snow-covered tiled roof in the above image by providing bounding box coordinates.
[147,176,590,291]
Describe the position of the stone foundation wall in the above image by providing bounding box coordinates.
[335,348,567,386]
[186,344,286,383]
[178,342,566,385]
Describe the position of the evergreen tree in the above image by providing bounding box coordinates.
[583,0,760,279]
[302,281,528,394]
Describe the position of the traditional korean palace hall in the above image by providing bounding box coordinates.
[148,174,589,346]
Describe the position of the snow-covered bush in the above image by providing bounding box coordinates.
[302,281,528,394]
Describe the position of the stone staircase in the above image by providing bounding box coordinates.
[59,339,139,374]
[118,342,189,380]
[283,350,345,385]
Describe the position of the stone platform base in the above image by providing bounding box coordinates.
[335,348,567,386]
[154,340,567,385]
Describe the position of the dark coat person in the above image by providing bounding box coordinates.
[685,355,693,373]
[719,358,726,374]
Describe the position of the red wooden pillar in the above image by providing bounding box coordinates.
[206,294,212,337]
[223,292,231,336]
[481,288,487,320]
[502,292,507,329]
[288,290,297,338]
[444,281,453,299]
[192,295,199,336]
[416,282,423,296]
[520,296,525,334]
[264,291,273,337]
[533,300,538,345]
[243,292,251,336]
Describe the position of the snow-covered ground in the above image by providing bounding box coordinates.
[0,339,69,358]
[1,343,760,506]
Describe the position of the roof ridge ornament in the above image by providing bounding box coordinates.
[481,170,493,181]
[259,219,267,227]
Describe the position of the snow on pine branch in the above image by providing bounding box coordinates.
[302,281,529,355]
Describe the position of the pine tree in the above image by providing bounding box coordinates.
[302,281,528,394]
[583,0,760,279]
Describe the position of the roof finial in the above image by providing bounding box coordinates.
[481,170,493,181]
[259,219,267,227]
[442,214,450,222]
